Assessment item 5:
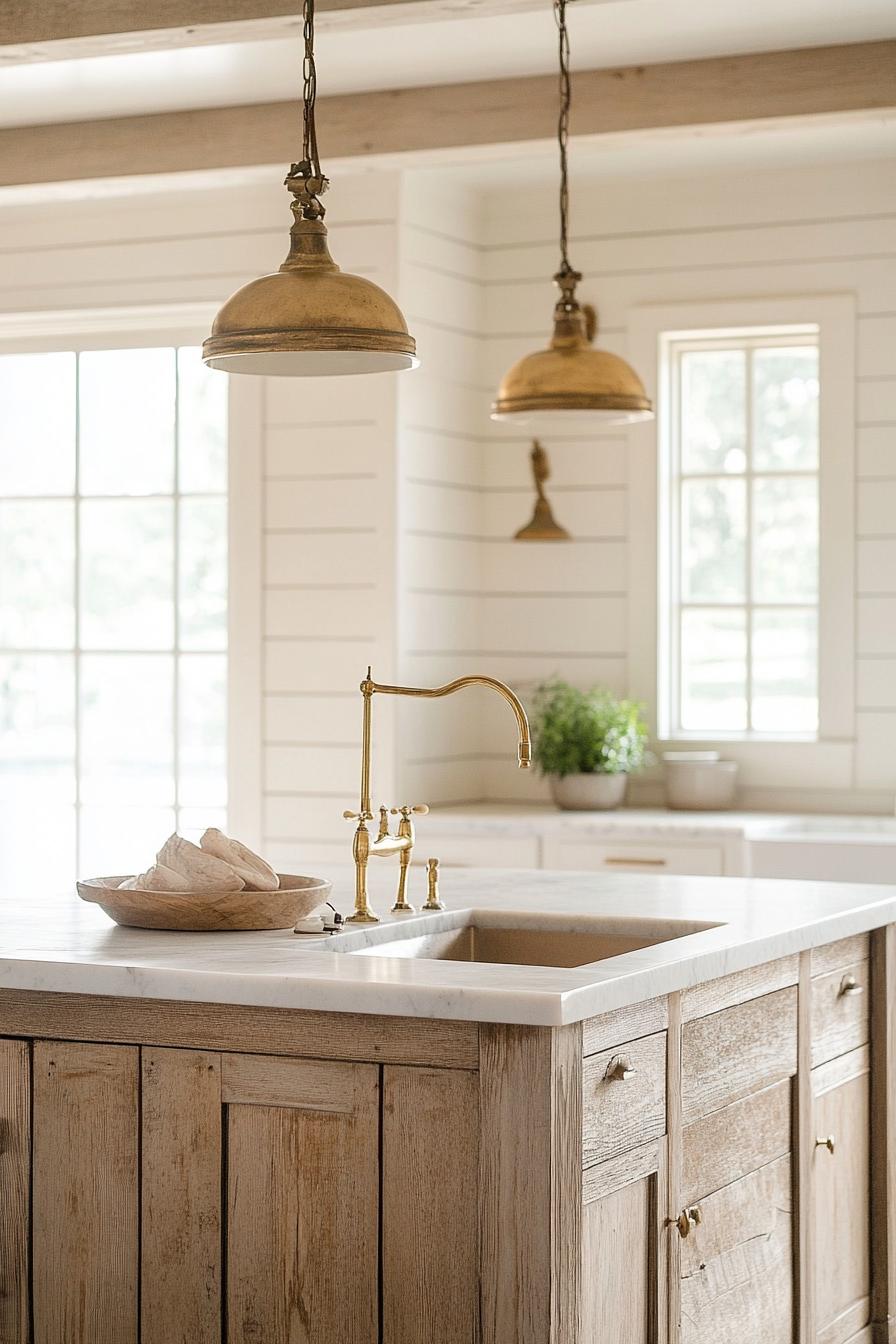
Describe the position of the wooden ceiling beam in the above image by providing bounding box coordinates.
[1,40,893,188]
[0,0,420,49]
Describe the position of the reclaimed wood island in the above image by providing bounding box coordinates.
[0,866,894,1344]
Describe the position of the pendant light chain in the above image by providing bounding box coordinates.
[286,0,330,219]
[554,0,580,305]
[303,0,321,182]
[555,0,572,277]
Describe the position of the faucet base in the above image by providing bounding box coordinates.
[390,899,416,913]
[345,908,380,924]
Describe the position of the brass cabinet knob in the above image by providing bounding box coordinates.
[815,1134,836,1154]
[838,974,864,997]
[675,1206,702,1238]
[607,1059,636,1082]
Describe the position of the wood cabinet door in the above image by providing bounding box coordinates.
[222,1053,380,1344]
[812,1049,871,1344]
[582,1175,657,1344]
[679,1157,793,1344]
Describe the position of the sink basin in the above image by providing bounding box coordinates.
[319,911,720,969]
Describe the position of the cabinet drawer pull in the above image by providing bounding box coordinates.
[606,1059,636,1082]
[675,1206,702,1238]
[815,1134,836,1155]
[838,974,863,997]
[604,857,667,867]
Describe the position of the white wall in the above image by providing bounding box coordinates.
[0,144,893,873]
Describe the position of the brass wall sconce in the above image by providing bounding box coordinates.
[515,442,571,541]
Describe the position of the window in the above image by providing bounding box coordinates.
[0,344,228,894]
[665,332,820,739]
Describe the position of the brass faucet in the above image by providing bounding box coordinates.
[343,669,531,923]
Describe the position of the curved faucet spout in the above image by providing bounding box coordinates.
[362,672,531,774]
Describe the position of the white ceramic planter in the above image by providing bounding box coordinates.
[549,773,628,811]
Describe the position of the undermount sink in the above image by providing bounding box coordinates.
[319,910,721,969]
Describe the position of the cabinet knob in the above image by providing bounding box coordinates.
[815,1134,836,1155]
[838,974,863,997]
[675,1206,702,1239]
[607,1059,636,1082]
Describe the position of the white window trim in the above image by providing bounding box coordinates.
[0,301,263,848]
[628,295,855,791]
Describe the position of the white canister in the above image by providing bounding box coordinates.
[550,773,628,811]
[663,752,738,811]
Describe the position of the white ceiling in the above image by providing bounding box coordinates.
[0,0,894,130]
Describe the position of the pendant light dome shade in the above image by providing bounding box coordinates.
[203,215,417,377]
[203,0,416,378]
[492,278,651,425]
[492,0,652,426]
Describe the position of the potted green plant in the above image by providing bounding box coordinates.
[530,679,650,810]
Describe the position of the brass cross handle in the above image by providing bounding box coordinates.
[838,974,864,997]
[675,1206,702,1239]
[390,805,430,818]
[607,1059,637,1082]
[343,809,373,822]
[815,1134,836,1155]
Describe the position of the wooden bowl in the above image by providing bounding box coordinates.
[77,874,332,931]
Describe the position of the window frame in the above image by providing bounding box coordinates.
[0,301,263,855]
[665,328,821,742]
[628,295,856,790]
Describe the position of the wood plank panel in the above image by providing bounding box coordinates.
[681,1079,790,1206]
[382,1067,480,1344]
[680,1156,793,1344]
[814,1068,871,1337]
[226,1062,379,1344]
[0,988,478,1068]
[581,1177,653,1344]
[811,961,870,1068]
[582,995,667,1057]
[870,925,896,1343]
[813,935,871,979]
[582,1138,660,1205]
[141,1048,222,1344]
[681,987,797,1123]
[0,1039,30,1344]
[680,955,798,1022]
[1,41,893,187]
[32,1041,140,1344]
[582,1031,666,1168]
[479,1022,582,1344]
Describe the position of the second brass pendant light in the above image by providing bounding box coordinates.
[203,0,417,377]
[492,0,653,426]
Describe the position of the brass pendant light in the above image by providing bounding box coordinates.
[492,0,652,426]
[203,0,417,377]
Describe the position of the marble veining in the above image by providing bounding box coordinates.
[0,864,893,1026]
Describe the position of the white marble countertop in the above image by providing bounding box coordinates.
[1,864,894,1027]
